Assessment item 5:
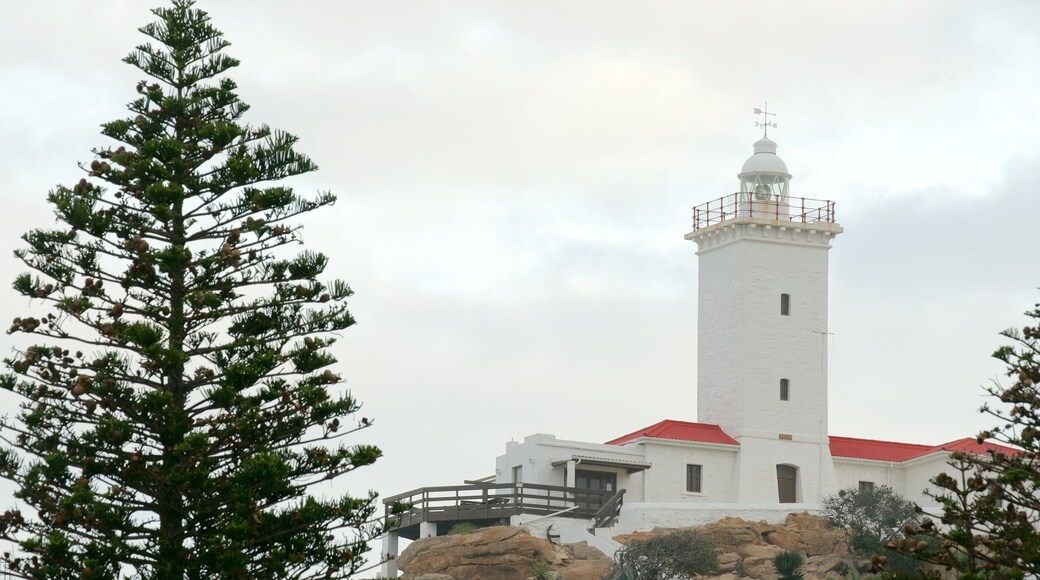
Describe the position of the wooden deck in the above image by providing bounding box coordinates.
[383,482,620,540]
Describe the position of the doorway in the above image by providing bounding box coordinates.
[575,470,616,512]
[776,464,798,503]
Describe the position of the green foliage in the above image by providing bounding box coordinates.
[843,563,885,580]
[448,522,479,535]
[531,559,554,580]
[615,529,719,580]
[889,301,1040,579]
[0,2,387,578]
[822,485,922,571]
[771,549,805,580]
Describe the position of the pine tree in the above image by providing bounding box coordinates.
[0,2,386,577]
[891,302,1040,578]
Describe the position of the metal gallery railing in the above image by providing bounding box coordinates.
[691,193,836,231]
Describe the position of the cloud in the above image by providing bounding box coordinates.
[1,3,1039,568]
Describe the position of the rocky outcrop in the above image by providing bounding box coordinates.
[396,526,612,580]
[392,514,879,579]
[614,513,851,580]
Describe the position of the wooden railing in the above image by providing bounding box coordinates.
[591,489,626,529]
[383,483,615,531]
[691,193,836,231]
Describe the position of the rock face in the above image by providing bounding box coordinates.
[394,514,872,579]
[396,526,613,580]
[614,512,852,580]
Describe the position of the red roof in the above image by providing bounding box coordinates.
[828,436,933,462]
[605,420,1019,462]
[606,419,739,446]
[829,435,1020,462]
[920,437,1021,458]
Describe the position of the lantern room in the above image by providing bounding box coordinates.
[738,136,791,202]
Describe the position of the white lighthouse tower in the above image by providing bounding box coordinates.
[684,106,842,504]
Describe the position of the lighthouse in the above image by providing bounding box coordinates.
[684,106,842,504]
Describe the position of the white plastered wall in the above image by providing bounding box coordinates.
[832,458,906,493]
[694,226,836,441]
[635,440,738,503]
[495,434,646,500]
[692,221,841,504]
[901,454,951,510]
[733,436,838,503]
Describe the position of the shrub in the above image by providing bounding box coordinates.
[822,485,923,571]
[448,522,479,535]
[531,560,554,580]
[772,549,805,580]
[618,529,719,579]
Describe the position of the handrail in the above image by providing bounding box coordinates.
[691,192,837,232]
[383,481,594,503]
[383,482,618,531]
[591,489,626,529]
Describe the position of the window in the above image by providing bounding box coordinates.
[777,465,798,503]
[512,465,522,484]
[859,481,875,493]
[686,464,702,493]
[780,378,790,401]
[780,293,790,316]
[576,470,616,493]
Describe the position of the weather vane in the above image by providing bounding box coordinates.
[753,102,776,138]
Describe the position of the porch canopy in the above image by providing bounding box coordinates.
[551,454,652,474]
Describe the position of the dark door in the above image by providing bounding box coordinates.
[575,470,616,512]
[777,465,797,503]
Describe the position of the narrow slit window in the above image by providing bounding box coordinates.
[780,378,790,401]
[780,293,791,316]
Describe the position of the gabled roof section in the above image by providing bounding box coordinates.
[829,436,932,462]
[606,419,739,447]
[923,437,1021,457]
[830,435,1020,462]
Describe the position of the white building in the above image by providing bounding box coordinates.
[380,121,1014,576]
[492,125,1014,531]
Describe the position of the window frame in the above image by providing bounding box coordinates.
[512,465,523,484]
[780,293,791,316]
[685,464,703,494]
[777,464,798,503]
[858,481,875,493]
[780,378,790,401]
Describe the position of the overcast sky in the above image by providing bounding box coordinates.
[2,0,1039,551]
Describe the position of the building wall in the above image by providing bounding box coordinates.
[619,502,822,534]
[901,454,950,509]
[692,221,840,505]
[637,441,738,503]
[695,225,838,442]
[832,454,951,513]
[732,436,838,503]
[495,434,646,500]
[833,459,905,493]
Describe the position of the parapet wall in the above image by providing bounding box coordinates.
[618,502,824,534]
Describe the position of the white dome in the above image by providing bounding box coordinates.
[738,137,790,177]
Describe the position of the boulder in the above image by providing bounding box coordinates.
[397,527,613,580]
[762,528,801,551]
[395,515,864,580]
[398,526,554,580]
[716,551,740,574]
[557,558,614,580]
[697,518,766,551]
